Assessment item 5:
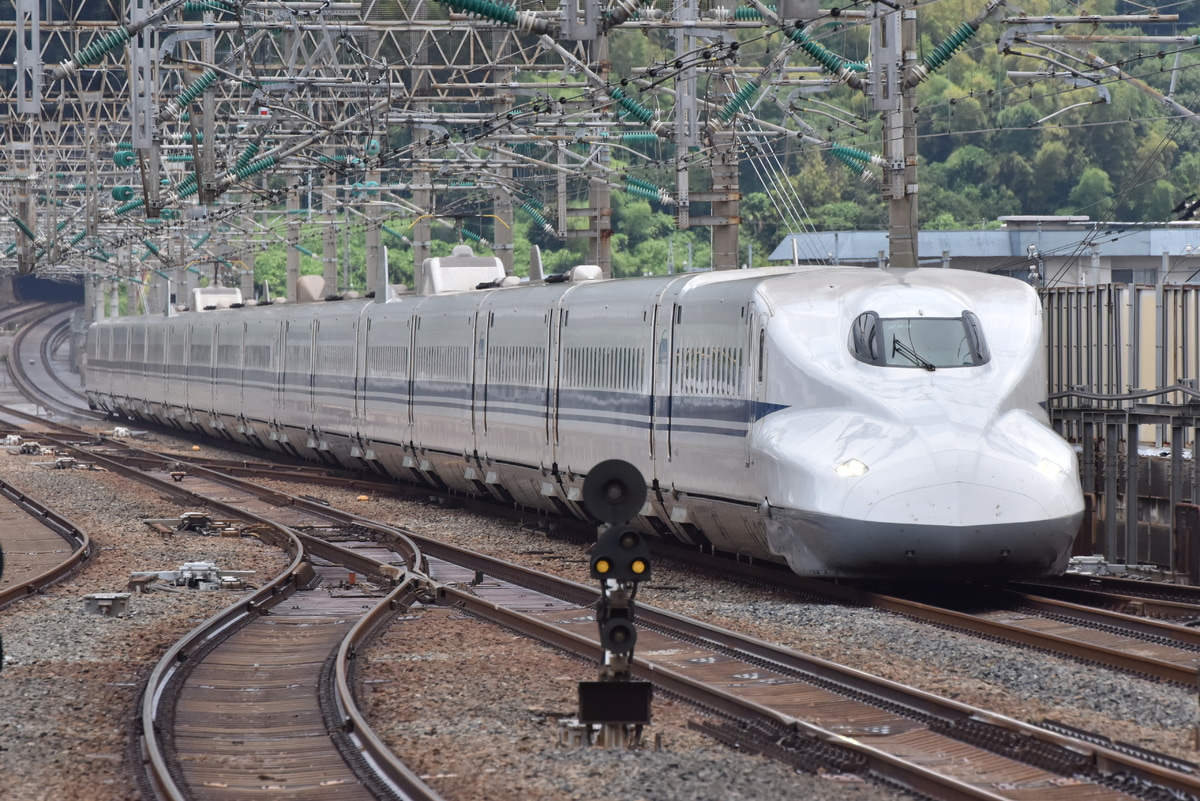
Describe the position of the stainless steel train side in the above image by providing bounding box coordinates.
[86,266,1083,579]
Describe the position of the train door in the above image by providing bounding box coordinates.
[473,308,490,437]
[650,280,687,469]
[308,320,319,416]
[749,302,770,446]
[550,305,564,452]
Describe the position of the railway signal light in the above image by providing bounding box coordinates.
[590,525,652,583]
[599,617,637,655]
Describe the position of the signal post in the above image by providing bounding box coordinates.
[567,459,654,748]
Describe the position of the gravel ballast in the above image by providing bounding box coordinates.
[1,427,1195,800]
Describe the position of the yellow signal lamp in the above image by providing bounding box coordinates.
[593,557,612,575]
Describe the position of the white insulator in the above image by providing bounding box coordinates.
[160,100,185,123]
[515,10,551,34]
[611,0,641,21]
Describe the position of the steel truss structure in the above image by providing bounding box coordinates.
[0,0,1193,311]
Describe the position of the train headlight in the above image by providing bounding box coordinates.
[1037,457,1066,478]
[834,458,869,478]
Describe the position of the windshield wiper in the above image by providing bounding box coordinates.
[892,337,936,371]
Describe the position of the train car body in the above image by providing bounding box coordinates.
[85,263,1083,580]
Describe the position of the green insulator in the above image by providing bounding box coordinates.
[623,182,661,202]
[176,176,199,199]
[441,0,517,25]
[4,244,14,256]
[181,132,204,143]
[192,231,212,249]
[382,225,408,244]
[461,228,483,243]
[176,69,219,108]
[234,155,277,179]
[73,27,130,67]
[832,148,871,175]
[620,132,660,143]
[89,250,111,262]
[68,231,87,247]
[116,142,133,151]
[160,209,180,219]
[166,155,195,163]
[236,142,261,169]
[519,202,550,228]
[831,144,875,164]
[292,244,315,257]
[114,150,137,167]
[113,198,146,216]
[923,22,977,73]
[790,27,866,74]
[142,239,162,257]
[609,87,654,126]
[12,217,37,240]
[449,181,476,187]
[112,186,135,201]
[734,4,774,19]
[183,0,232,13]
[718,80,760,124]
[625,176,657,192]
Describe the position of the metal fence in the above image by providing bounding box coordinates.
[1043,284,1200,579]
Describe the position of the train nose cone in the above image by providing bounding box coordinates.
[863,477,1050,527]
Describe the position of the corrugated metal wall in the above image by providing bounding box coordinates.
[1042,284,1200,575]
[1045,285,1200,411]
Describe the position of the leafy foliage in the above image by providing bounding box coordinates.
[246,7,1200,283]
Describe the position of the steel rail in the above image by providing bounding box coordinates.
[333,575,444,801]
[439,583,1016,801]
[425,546,1200,801]
[8,305,101,420]
[28,431,437,800]
[138,518,308,801]
[999,588,1200,646]
[39,314,89,405]
[0,476,95,609]
[639,541,1200,685]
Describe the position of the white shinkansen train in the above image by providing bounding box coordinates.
[85,251,1083,579]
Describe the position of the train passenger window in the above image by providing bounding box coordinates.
[848,311,990,369]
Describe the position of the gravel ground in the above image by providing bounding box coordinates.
[1,424,1195,801]
[0,434,291,801]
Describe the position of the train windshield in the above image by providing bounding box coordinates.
[848,311,990,369]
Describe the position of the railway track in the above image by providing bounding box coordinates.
[5,432,442,801]
[8,305,98,420]
[0,474,94,609]
[1014,575,1200,621]
[55,428,1200,800]
[9,310,1199,799]
[404,541,1200,801]
[647,543,1200,686]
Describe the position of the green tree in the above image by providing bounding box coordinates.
[1068,167,1115,216]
